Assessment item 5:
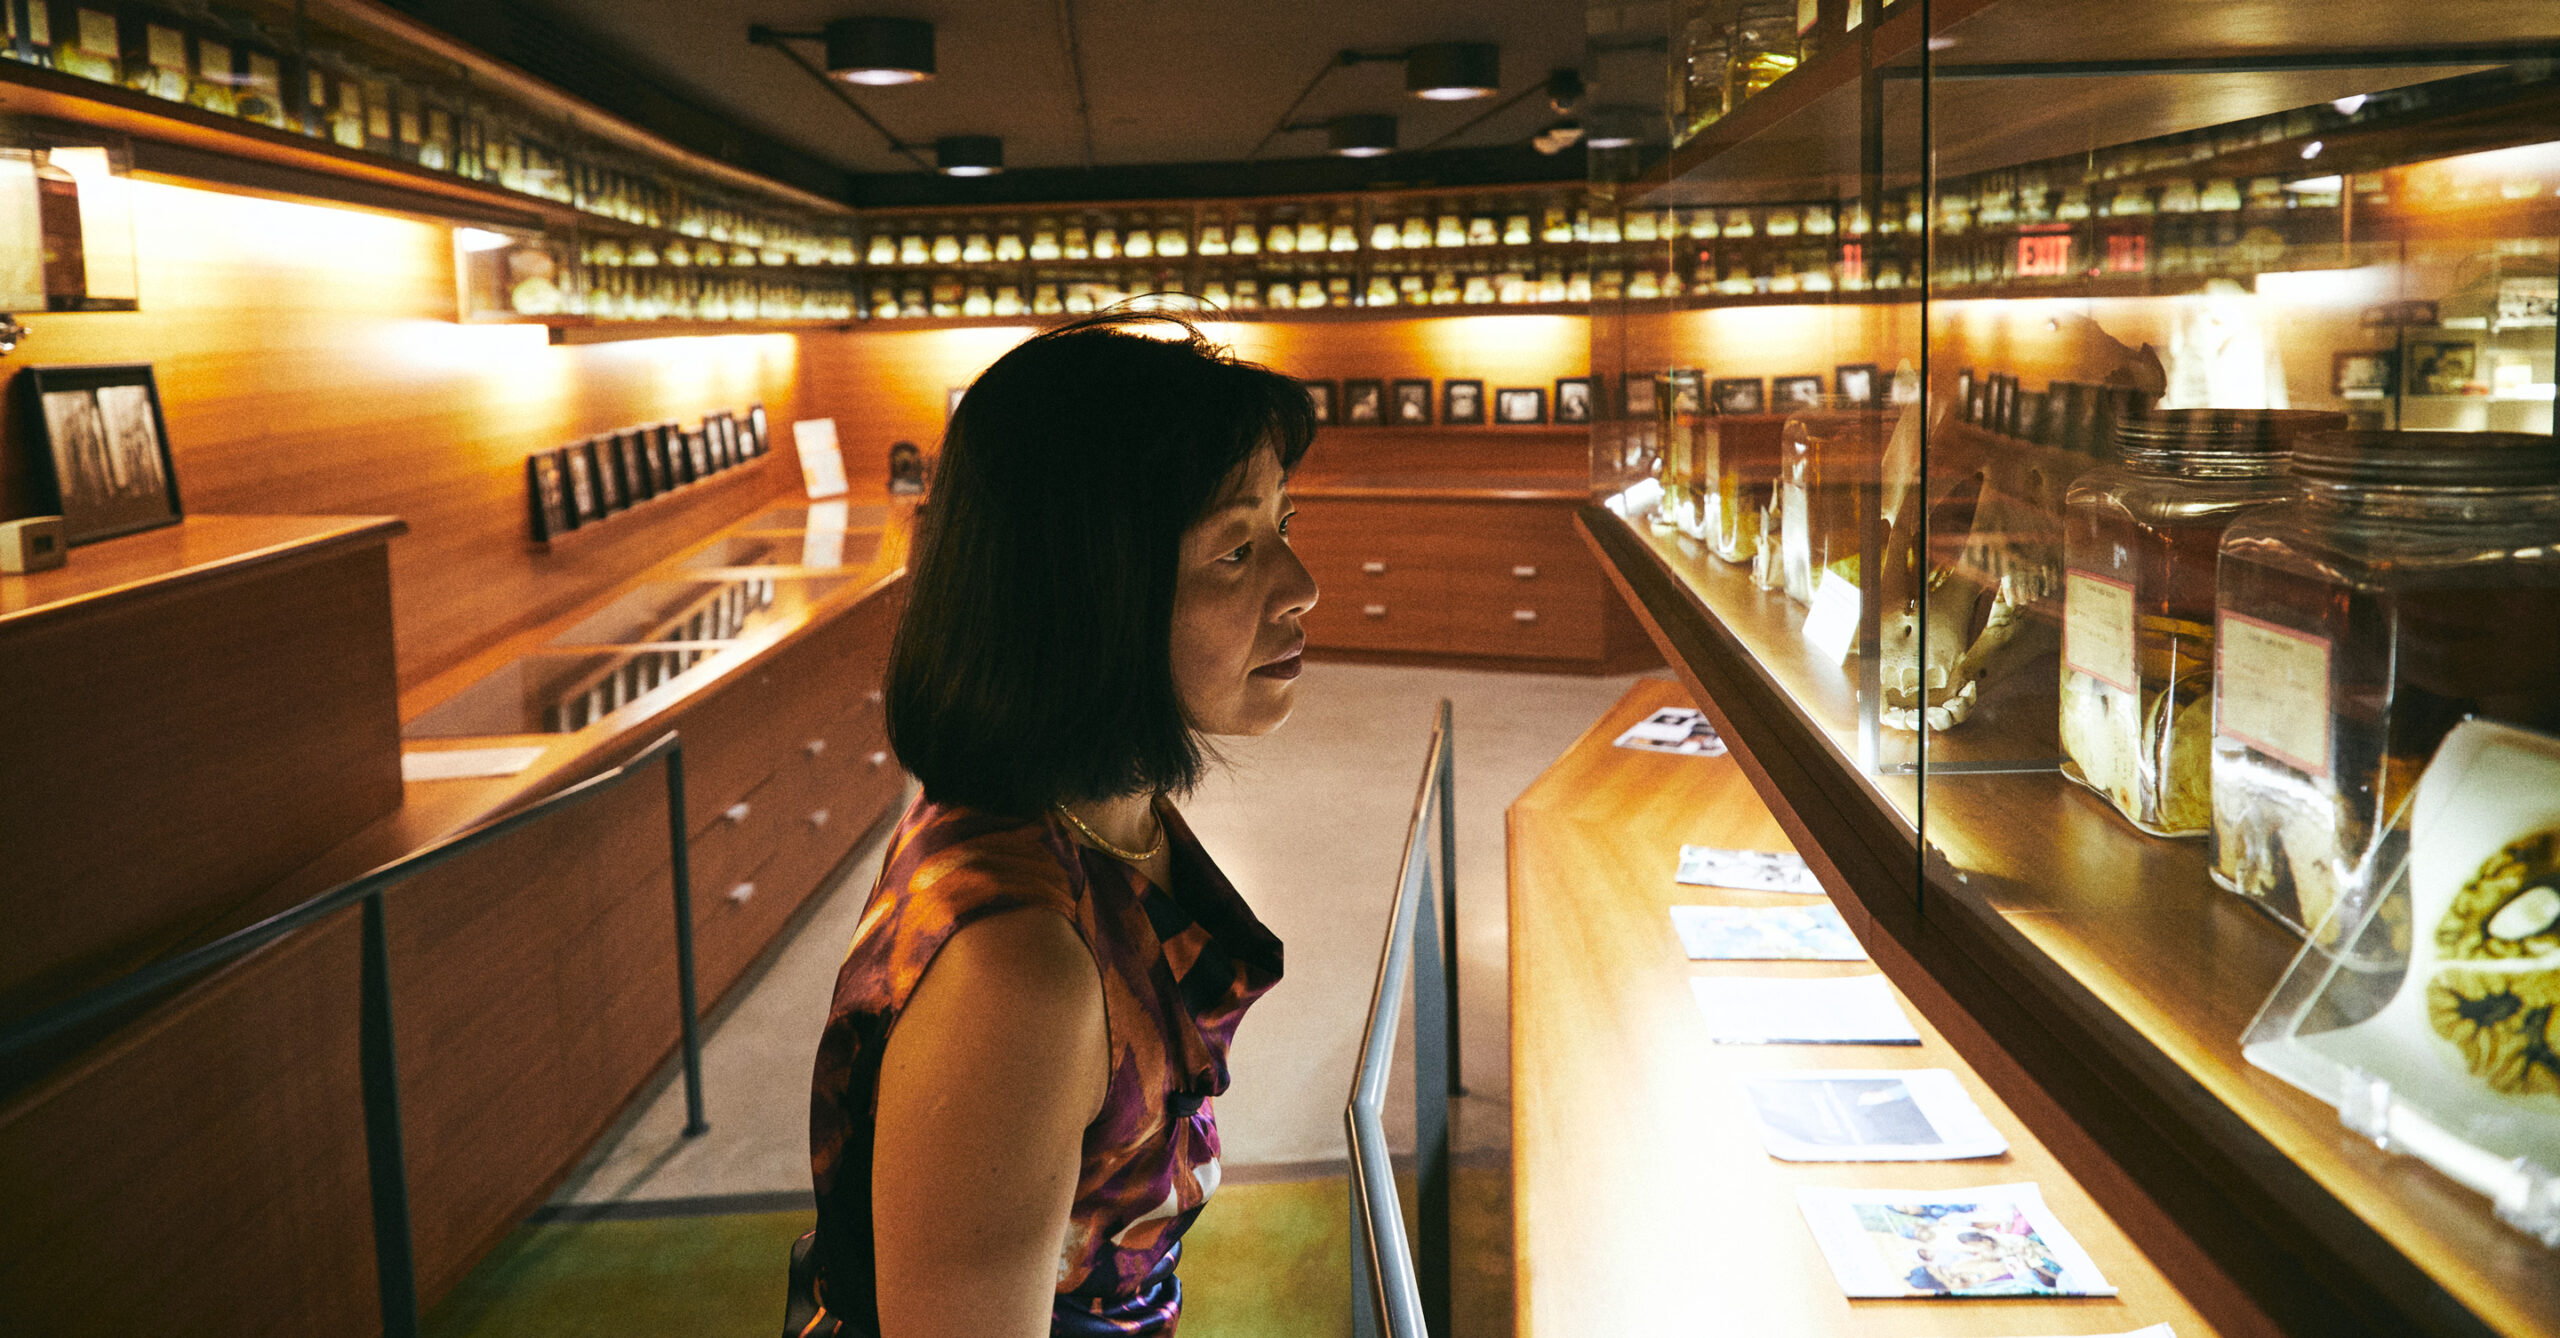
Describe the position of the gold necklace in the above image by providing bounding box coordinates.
[1054,802,1166,863]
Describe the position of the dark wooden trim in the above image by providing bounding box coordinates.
[1577,505,2498,1338]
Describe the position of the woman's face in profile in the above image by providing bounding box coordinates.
[1171,447,1317,738]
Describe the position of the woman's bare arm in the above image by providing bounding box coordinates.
[872,907,1110,1338]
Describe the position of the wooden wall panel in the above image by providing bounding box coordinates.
[0,178,816,690]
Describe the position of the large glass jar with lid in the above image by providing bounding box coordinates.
[2211,431,2560,945]
[1777,398,1882,606]
[2059,409,2342,837]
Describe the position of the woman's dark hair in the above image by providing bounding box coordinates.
[884,311,1317,816]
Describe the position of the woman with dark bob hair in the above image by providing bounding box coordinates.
[789,313,1319,1337]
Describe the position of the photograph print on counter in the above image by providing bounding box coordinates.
[1301,379,1338,426]
[1555,377,1593,424]
[20,363,182,545]
[1344,378,1384,426]
[1442,379,1485,426]
[1710,376,1767,415]
[1773,375,1824,411]
[1392,378,1433,425]
[1495,386,1547,425]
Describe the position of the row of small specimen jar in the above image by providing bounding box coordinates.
[857,205,1584,268]
[2059,419,2560,948]
[862,267,1603,319]
[4,0,854,258]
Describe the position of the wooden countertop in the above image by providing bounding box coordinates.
[1291,472,1586,501]
[0,514,408,633]
[1509,678,2222,1337]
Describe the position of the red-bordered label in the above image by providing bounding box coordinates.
[2063,570,2139,694]
[2215,611,2333,778]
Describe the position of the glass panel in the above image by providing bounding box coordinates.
[674,531,883,571]
[401,646,716,738]
[736,501,893,532]
[545,575,844,646]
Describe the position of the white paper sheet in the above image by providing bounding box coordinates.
[793,417,848,499]
[1691,975,1921,1045]
[401,746,545,782]
[1672,904,1865,960]
[1738,1069,2006,1160]
[1612,706,1727,756]
[1796,1182,2117,1298]
[1676,845,1823,895]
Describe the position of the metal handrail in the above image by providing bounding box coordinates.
[0,730,709,1338]
[1347,699,1458,1338]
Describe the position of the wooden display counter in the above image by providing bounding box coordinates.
[0,500,913,1336]
[1508,679,2253,1336]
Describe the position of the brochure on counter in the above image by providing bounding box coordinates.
[1675,845,1823,895]
[1672,904,1865,961]
[1612,706,1727,756]
[1796,1182,2117,1299]
[1738,1069,2006,1161]
[1691,975,1921,1046]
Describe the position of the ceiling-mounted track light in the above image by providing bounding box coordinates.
[1406,42,1499,100]
[825,16,935,85]
[1327,115,1398,158]
[934,134,1003,176]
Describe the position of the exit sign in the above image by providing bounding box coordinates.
[2016,231,2072,277]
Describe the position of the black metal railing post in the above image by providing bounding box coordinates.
[664,740,708,1137]
[1436,698,1461,1098]
[358,892,422,1338]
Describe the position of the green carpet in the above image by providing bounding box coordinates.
[424,1170,1507,1338]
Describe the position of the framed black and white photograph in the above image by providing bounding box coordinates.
[649,422,680,486]
[1623,373,1658,418]
[1955,369,1979,422]
[1835,363,1879,408]
[585,437,625,513]
[714,412,742,469]
[1392,378,1433,425]
[1442,379,1485,426]
[1669,371,1706,417]
[687,426,713,479]
[2411,340,2476,396]
[2333,349,2398,399]
[1772,375,1825,411]
[747,403,770,456]
[1302,379,1338,426]
[527,450,572,540]
[20,363,182,545]
[1710,376,1766,415]
[1344,378,1384,426]
[1554,377,1593,424]
[1494,387,1548,425]
[619,429,657,500]
[563,440,601,521]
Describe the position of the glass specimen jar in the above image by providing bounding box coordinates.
[2058,410,2341,837]
[1777,398,1883,606]
[1702,413,1784,564]
[1729,2,1800,107]
[2211,430,2560,944]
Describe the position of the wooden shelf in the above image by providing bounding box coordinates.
[1580,504,2560,1338]
[534,317,855,345]
[0,514,407,632]
[852,301,1590,330]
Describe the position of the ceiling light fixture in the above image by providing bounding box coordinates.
[1545,68,1586,115]
[934,134,1003,176]
[1581,106,1647,150]
[1532,120,1583,155]
[824,16,935,85]
[1328,114,1398,158]
[1406,42,1499,101]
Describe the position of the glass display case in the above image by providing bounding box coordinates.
[1583,3,2560,1333]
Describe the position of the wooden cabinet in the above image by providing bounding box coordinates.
[1293,487,1645,671]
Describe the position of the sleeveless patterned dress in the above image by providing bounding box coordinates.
[791,796,1283,1337]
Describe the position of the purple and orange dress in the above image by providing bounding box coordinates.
[791,796,1283,1337]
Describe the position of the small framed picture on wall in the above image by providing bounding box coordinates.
[648,422,680,486]
[1835,363,1879,408]
[1302,379,1338,425]
[619,429,657,500]
[1772,375,1825,411]
[2333,349,2397,398]
[687,425,714,479]
[1442,379,1485,426]
[1344,379,1385,426]
[563,441,601,522]
[1669,370,1706,416]
[585,438,625,513]
[714,412,741,468]
[1623,373,1658,419]
[20,362,184,546]
[1554,377,1593,424]
[1710,377,1766,415]
[747,403,770,456]
[528,450,572,540]
[1494,387,1548,425]
[1392,379,1433,425]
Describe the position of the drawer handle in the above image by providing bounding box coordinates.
[1363,604,1388,618]
[806,737,827,758]
[727,881,756,905]
[865,688,884,704]
[1513,609,1539,623]
[1361,560,1387,574]
[808,808,831,829]
[724,801,751,824]
[869,750,890,769]
[1513,564,1539,579]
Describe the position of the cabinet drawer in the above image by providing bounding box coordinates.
[1303,566,1449,651]
[687,767,790,904]
[1441,574,1605,660]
